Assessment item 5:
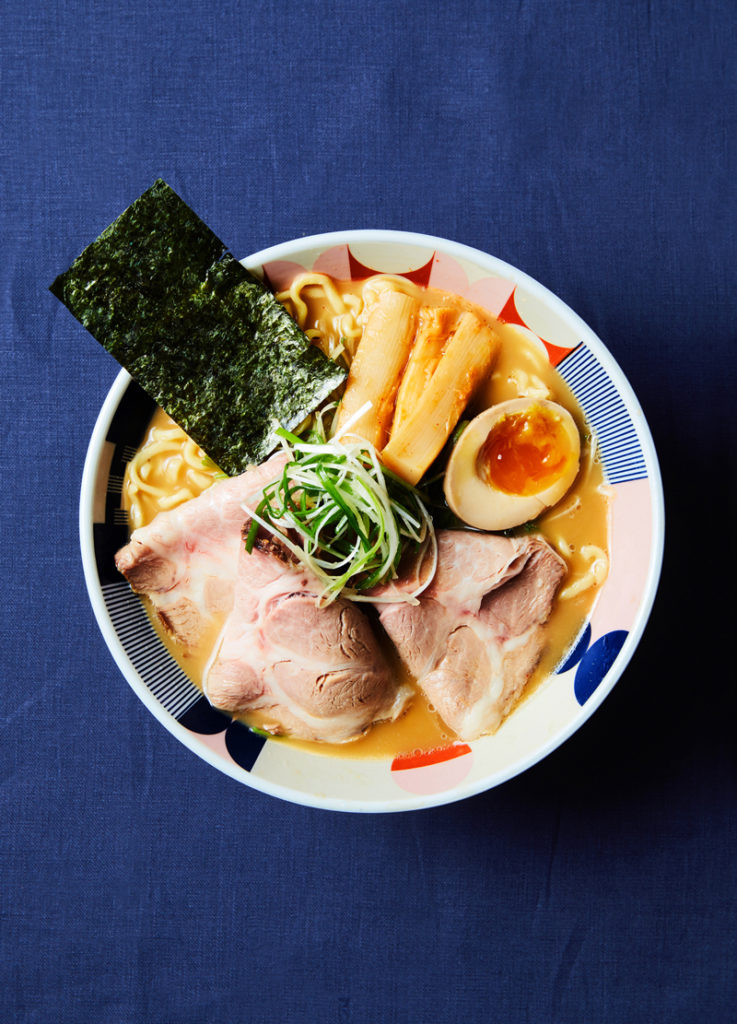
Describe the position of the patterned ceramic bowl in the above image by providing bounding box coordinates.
[80,230,664,812]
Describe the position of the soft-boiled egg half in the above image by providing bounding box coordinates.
[444,398,581,531]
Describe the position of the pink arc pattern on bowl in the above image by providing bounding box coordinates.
[81,232,664,813]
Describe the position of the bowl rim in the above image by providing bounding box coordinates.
[79,228,665,812]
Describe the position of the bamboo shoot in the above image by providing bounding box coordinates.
[332,290,419,448]
[392,307,458,433]
[381,312,499,485]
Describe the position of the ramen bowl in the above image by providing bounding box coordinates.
[79,229,664,812]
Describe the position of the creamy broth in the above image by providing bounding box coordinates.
[122,276,610,759]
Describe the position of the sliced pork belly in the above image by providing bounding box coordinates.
[204,534,410,743]
[115,453,288,648]
[377,530,566,740]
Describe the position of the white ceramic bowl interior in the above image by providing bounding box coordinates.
[80,230,664,812]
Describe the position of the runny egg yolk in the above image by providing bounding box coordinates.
[477,405,572,496]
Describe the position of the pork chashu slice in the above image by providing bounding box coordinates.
[377,530,566,741]
[115,454,288,648]
[204,533,411,743]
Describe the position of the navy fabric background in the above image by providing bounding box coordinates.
[3,1,736,1021]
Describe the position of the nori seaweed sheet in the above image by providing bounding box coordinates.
[50,179,346,475]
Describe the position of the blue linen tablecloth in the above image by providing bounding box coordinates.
[2,1,735,1021]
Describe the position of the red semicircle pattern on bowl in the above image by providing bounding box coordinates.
[391,743,473,795]
[498,289,576,367]
[348,249,436,286]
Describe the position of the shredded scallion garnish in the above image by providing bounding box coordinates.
[242,407,437,605]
